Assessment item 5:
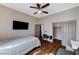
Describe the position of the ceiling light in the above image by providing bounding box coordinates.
[38,10,42,14]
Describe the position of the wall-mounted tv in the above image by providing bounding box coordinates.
[13,20,29,30]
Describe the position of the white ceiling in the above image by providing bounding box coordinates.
[1,3,79,18]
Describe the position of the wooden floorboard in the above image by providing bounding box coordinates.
[27,40,62,55]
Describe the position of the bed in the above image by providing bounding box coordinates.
[0,36,41,55]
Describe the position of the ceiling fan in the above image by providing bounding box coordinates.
[30,3,50,14]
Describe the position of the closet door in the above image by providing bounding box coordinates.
[62,21,76,46]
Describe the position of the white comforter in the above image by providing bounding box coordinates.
[0,36,41,55]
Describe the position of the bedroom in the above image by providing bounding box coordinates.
[0,3,79,55]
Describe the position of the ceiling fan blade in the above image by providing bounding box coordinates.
[42,11,48,14]
[37,3,41,9]
[30,6,38,9]
[33,12,38,14]
[41,3,49,9]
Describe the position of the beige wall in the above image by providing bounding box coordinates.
[76,17,79,41]
[0,5,37,40]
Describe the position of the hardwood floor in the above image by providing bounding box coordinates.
[27,39,62,55]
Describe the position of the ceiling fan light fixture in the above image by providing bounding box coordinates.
[30,3,49,14]
[38,10,42,14]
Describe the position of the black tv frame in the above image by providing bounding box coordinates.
[13,20,29,30]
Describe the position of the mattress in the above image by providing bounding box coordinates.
[0,36,41,55]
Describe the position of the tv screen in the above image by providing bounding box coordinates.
[13,20,29,30]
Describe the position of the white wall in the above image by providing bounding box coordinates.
[38,6,79,46]
[0,5,37,40]
[38,6,79,35]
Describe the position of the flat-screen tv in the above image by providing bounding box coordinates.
[13,20,29,30]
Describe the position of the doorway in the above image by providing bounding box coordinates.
[35,24,43,40]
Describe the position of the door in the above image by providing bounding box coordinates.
[35,25,42,39]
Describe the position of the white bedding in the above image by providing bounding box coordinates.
[0,36,41,55]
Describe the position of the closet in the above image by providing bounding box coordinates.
[53,20,76,46]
